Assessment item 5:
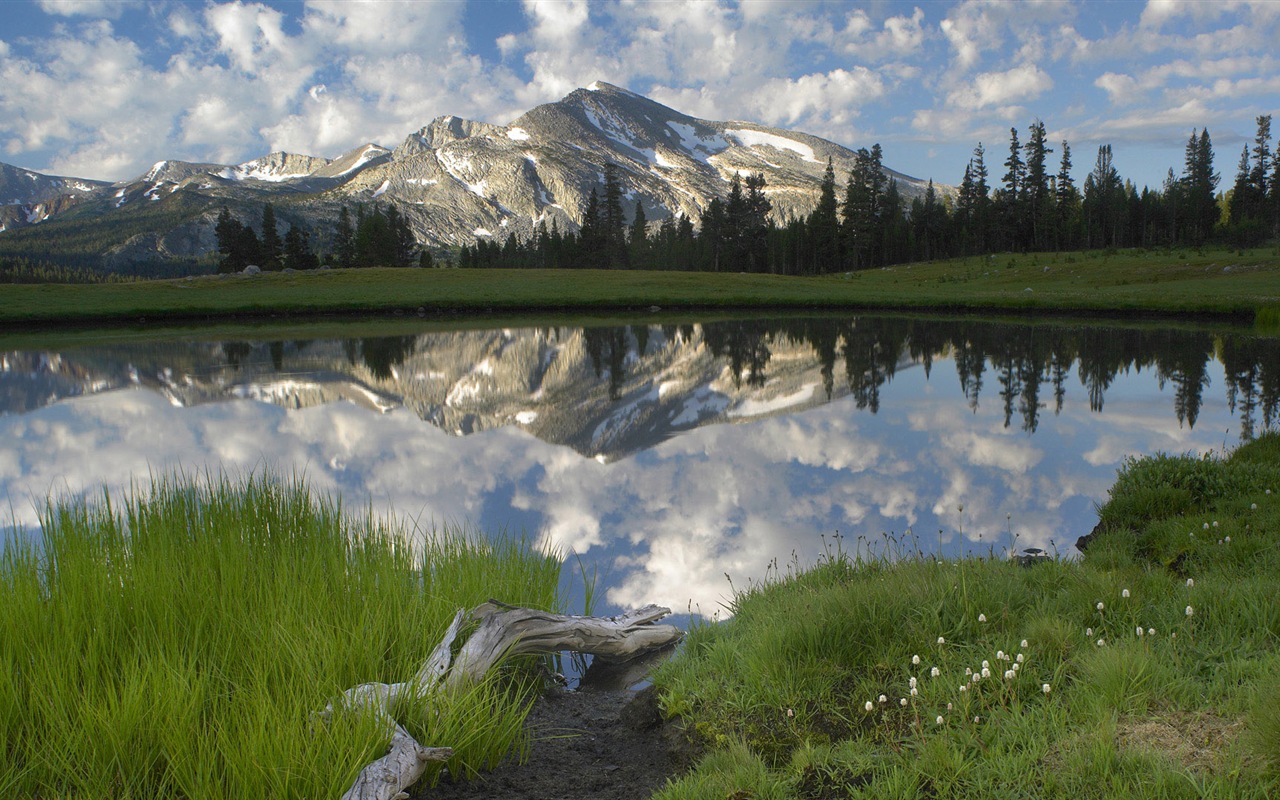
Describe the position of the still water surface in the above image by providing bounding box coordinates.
[3,314,1277,617]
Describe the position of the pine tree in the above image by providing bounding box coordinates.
[602,163,628,268]
[260,203,282,270]
[997,128,1025,250]
[809,158,840,274]
[334,206,356,269]
[1055,140,1080,249]
[1180,128,1219,245]
[1023,121,1054,250]
[628,201,648,269]
[577,188,603,268]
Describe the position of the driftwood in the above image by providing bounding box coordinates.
[326,601,683,800]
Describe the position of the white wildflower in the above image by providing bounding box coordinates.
[978,614,987,623]
[1042,683,1051,694]
[912,654,921,665]
[931,667,940,677]
[1122,589,1130,598]
[865,700,873,712]
[936,715,944,725]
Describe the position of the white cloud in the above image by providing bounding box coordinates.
[37,0,137,18]
[950,64,1054,109]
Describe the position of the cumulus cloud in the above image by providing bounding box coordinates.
[37,0,138,18]
[949,63,1054,109]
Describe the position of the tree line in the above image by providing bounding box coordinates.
[214,202,432,273]
[460,115,1280,274]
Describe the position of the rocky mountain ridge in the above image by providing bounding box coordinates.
[0,82,938,270]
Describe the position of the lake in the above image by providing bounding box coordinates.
[2,313,1277,618]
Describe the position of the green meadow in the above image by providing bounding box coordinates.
[2,245,1278,327]
[650,432,1280,798]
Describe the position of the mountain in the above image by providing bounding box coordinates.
[0,82,938,272]
[0,163,109,234]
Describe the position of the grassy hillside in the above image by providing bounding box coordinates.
[3,245,1278,326]
[650,433,1280,798]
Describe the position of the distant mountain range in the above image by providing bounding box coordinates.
[0,81,936,273]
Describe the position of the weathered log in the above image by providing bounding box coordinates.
[331,601,683,800]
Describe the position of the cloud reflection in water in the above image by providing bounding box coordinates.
[0,340,1245,618]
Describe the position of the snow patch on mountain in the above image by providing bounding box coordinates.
[726,129,818,163]
[507,127,531,141]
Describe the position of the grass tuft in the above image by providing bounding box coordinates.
[0,469,563,799]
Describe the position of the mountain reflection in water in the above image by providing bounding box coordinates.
[2,315,1277,616]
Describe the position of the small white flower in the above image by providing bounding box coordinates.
[965,667,972,676]
[1171,632,1178,640]
[1096,639,1105,647]
[865,700,874,712]
[1016,653,1025,663]
[1012,662,1020,672]
[1203,522,1210,530]
[978,614,987,623]
[1086,627,1093,636]
[931,666,940,677]
[1122,589,1130,598]
[900,697,908,707]
[936,715,944,725]
[1218,539,1223,545]
[982,667,991,678]
[1147,628,1155,636]
[1225,536,1231,544]
[1136,626,1144,637]
[1213,520,1219,528]
[1251,503,1258,510]
[879,694,887,703]
[947,702,953,710]
[1267,489,1272,495]
[996,650,1005,660]
[974,716,981,723]
[912,654,921,665]
[1020,639,1028,649]
[937,636,946,645]
[960,684,968,693]
[982,660,990,669]
[909,677,918,689]
[1186,605,1194,617]
[1042,683,1051,694]
[1004,669,1015,680]
[1096,602,1105,611]
[910,687,918,697]
[1187,578,1195,588]
[971,673,981,684]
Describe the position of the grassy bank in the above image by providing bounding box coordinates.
[0,472,565,798]
[2,245,1277,326]
[651,432,1280,798]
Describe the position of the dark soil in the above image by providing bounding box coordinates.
[412,683,696,800]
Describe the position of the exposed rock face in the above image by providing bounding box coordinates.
[0,81,940,262]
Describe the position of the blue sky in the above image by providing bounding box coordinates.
[1,0,1278,190]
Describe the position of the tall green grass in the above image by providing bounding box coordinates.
[0,470,564,799]
[653,432,1280,798]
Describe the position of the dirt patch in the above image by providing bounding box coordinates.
[410,684,696,800]
[1116,711,1245,772]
